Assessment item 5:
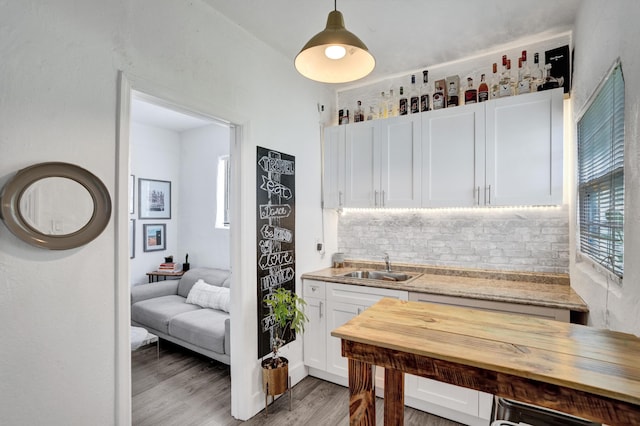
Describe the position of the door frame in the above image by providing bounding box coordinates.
[115,71,243,424]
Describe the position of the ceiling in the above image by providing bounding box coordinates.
[203,0,581,87]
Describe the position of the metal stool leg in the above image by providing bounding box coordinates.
[288,376,292,411]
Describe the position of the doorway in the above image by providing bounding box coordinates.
[116,75,241,424]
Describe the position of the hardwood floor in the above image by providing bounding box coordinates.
[132,341,463,426]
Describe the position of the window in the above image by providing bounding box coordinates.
[577,62,624,277]
[216,155,230,228]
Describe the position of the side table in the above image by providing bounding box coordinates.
[146,270,185,283]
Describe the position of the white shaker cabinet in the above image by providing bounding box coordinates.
[344,120,380,207]
[324,88,563,209]
[380,114,422,208]
[421,103,485,207]
[322,126,346,209]
[325,282,408,380]
[302,280,326,370]
[485,88,564,206]
[343,115,422,208]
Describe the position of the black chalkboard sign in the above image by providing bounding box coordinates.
[256,146,296,359]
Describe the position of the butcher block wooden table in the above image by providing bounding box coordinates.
[331,298,640,426]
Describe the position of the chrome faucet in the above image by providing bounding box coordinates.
[383,253,391,272]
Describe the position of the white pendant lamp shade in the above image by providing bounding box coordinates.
[295,9,375,83]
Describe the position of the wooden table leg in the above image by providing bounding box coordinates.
[348,358,375,426]
[384,368,404,426]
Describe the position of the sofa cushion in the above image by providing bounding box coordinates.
[177,268,231,298]
[186,279,230,312]
[131,295,199,334]
[169,309,229,354]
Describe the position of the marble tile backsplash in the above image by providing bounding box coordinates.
[337,206,569,274]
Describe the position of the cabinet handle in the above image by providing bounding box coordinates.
[338,191,343,207]
[374,190,378,207]
[382,190,386,207]
[319,301,323,319]
[488,184,492,205]
[476,186,480,206]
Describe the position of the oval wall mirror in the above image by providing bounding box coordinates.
[0,162,112,250]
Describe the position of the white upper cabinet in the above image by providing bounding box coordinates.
[485,88,563,206]
[380,115,422,208]
[345,120,380,207]
[324,88,563,209]
[343,116,422,208]
[322,126,345,209]
[422,103,485,207]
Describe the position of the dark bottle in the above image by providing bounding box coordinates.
[354,100,364,122]
[447,81,459,107]
[478,73,489,102]
[398,86,408,115]
[464,77,477,104]
[409,75,420,114]
[420,70,431,112]
[339,109,350,125]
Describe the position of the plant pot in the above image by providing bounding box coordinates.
[261,356,289,396]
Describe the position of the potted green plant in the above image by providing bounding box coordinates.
[261,287,308,407]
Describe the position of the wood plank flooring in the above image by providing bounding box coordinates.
[132,340,463,426]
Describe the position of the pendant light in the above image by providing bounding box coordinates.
[294,1,375,84]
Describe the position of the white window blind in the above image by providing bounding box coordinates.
[577,63,624,277]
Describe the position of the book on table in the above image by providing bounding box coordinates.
[157,262,182,273]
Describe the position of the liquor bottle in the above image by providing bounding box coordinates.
[464,77,477,104]
[354,100,364,122]
[478,73,489,102]
[387,88,398,117]
[367,105,377,121]
[398,86,408,116]
[409,75,420,114]
[420,70,431,112]
[339,109,350,125]
[490,63,500,99]
[518,50,531,94]
[379,92,388,119]
[531,53,543,92]
[499,58,512,97]
[447,80,459,107]
[432,80,445,110]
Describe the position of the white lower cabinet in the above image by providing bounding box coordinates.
[302,280,326,371]
[302,279,493,425]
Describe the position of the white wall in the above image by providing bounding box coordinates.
[570,0,640,336]
[129,122,181,284]
[0,1,333,424]
[178,123,231,270]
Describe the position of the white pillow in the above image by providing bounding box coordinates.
[186,279,230,313]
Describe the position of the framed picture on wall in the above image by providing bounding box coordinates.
[129,219,135,259]
[143,223,166,252]
[129,175,135,214]
[139,178,171,219]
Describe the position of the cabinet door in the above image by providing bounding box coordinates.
[323,126,346,209]
[303,296,326,370]
[422,104,485,207]
[345,121,380,207]
[325,300,361,378]
[380,115,422,207]
[485,88,563,206]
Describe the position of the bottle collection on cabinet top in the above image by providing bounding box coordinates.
[338,49,564,124]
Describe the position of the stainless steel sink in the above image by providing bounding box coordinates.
[341,270,415,282]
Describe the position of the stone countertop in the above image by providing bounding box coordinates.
[300,262,588,313]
